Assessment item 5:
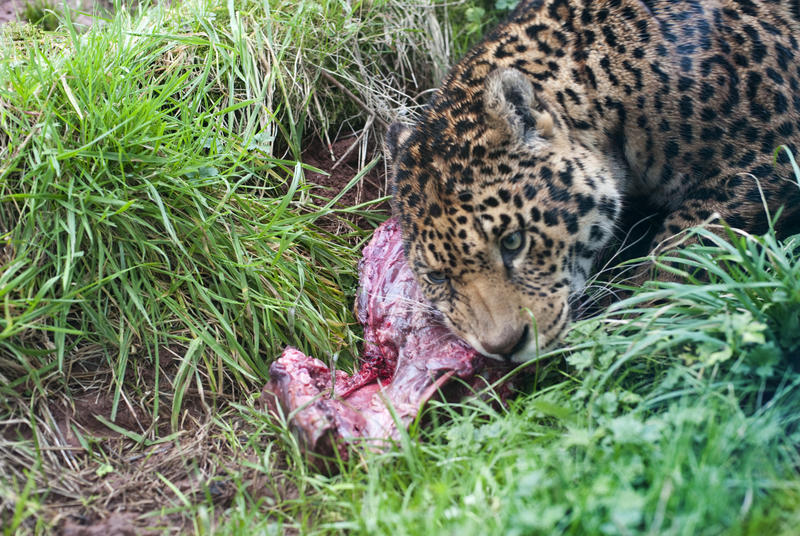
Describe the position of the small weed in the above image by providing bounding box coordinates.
[20,0,61,31]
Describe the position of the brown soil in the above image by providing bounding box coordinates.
[60,512,142,536]
[0,0,15,24]
[302,134,389,231]
[0,346,294,535]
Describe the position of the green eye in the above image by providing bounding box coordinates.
[426,271,448,285]
[500,231,524,253]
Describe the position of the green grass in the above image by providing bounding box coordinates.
[2,0,800,534]
[1,0,373,422]
[20,0,62,32]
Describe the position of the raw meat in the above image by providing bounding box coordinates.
[264,218,513,457]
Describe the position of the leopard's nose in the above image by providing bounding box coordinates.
[482,325,529,359]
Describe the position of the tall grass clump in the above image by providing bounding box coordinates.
[1,3,357,407]
[20,0,62,31]
[0,0,507,402]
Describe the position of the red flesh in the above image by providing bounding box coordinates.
[264,218,512,456]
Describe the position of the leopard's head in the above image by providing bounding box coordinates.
[388,68,624,362]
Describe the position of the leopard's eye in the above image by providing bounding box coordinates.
[426,270,449,285]
[500,230,524,253]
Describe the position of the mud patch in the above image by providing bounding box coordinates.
[60,512,141,536]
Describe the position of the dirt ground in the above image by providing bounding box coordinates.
[0,0,14,24]
[303,135,389,230]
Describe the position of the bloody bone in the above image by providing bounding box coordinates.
[264,218,513,456]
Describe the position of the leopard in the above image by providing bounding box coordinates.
[385,0,800,363]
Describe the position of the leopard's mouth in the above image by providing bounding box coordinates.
[263,218,518,458]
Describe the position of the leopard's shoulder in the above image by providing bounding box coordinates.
[388,0,800,361]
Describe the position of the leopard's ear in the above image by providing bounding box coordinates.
[385,122,413,166]
[484,68,554,145]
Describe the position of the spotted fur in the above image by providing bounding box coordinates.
[387,0,800,362]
